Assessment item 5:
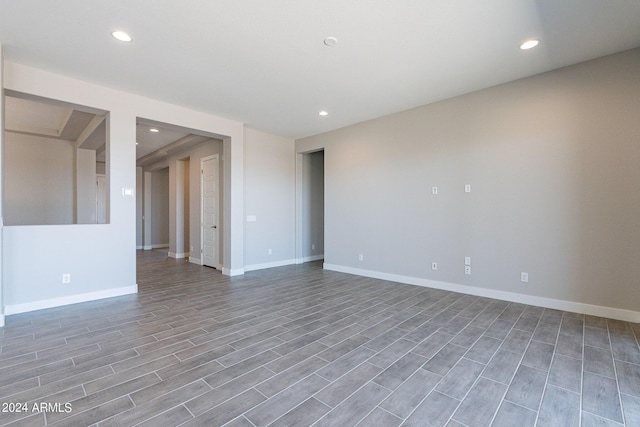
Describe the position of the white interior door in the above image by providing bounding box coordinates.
[201,155,219,268]
[96,174,107,224]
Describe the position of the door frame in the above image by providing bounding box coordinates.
[200,154,220,269]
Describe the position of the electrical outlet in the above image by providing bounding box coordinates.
[431,262,438,271]
[62,273,71,284]
[432,187,438,195]
[268,249,272,255]
[465,184,471,193]
[521,272,529,283]
[464,266,471,275]
[465,257,471,266]
[358,254,364,261]
[312,244,315,250]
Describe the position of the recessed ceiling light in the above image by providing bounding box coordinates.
[149,128,159,133]
[319,110,329,116]
[323,37,338,47]
[111,31,132,42]
[520,39,539,50]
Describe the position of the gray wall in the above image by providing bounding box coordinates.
[244,128,295,268]
[296,48,640,315]
[136,166,143,248]
[4,133,74,225]
[150,168,169,247]
[302,150,324,260]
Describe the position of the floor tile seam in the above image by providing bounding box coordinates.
[174,343,236,362]
[271,340,328,361]
[314,378,393,418]
[0,356,77,387]
[71,348,138,371]
[245,371,330,423]
[480,311,541,426]
[608,325,629,425]
[429,348,498,401]
[97,394,139,426]
[120,382,212,426]
[580,408,627,426]
[112,352,181,376]
[314,355,380,394]
[497,397,539,417]
[612,356,640,368]
[276,325,332,344]
[350,394,393,427]
[314,333,368,357]
[222,337,287,361]
[79,371,163,404]
[512,312,556,427]
[11,379,88,409]
[397,388,461,426]
[365,339,422,370]
[0,355,62,374]
[45,392,137,426]
[370,404,403,422]
[150,327,208,343]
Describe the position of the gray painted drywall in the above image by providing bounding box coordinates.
[244,128,295,267]
[150,168,169,247]
[302,151,324,260]
[136,167,143,248]
[76,148,97,224]
[183,158,190,254]
[296,48,640,314]
[4,133,75,225]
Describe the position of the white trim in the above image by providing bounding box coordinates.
[323,264,640,323]
[222,267,245,277]
[136,245,143,250]
[244,259,296,272]
[143,243,169,250]
[4,285,138,316]
[189,257,202,265]
[0,314,4,328]
[169,252,189,259]
[296,254,325,264]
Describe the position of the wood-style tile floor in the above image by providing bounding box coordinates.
[1,250,639,426]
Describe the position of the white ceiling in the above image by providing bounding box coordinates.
[1,0,639,139]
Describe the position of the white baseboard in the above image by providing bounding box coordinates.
[0,314,4,328]
[323,264,640,323]
[4,285,138,316]
[245,259,296,272]
[222,267,245,277]
[136,245,143,250]
[295,254,325,264]
[169,252,189,259]
[189,257,202,265]
[143,244,169,250]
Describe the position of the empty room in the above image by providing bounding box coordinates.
[0,1,639,426]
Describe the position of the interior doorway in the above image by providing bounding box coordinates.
[296,149,325,263]
[136,118,224,269]
[201,154,220,268]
